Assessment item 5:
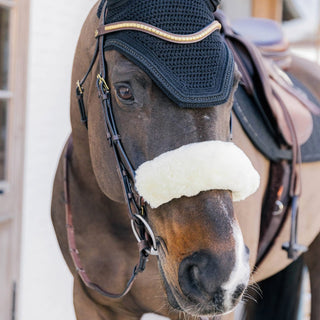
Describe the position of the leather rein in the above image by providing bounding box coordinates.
[64,1,158,299]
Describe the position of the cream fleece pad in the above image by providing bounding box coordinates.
[135,141,260,208]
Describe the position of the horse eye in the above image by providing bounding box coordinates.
[116,85,134,101]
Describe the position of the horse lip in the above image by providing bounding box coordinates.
[173,290,228,317]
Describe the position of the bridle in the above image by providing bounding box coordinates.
[65,0,222,298]
[65,1,158,299]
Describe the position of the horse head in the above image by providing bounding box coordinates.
[70,0,260,317]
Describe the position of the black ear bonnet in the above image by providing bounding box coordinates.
[97,0,234,108]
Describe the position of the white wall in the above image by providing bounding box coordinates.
[19,1,96,319]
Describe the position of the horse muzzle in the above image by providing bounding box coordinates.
[156,206,250,317]
[176,225,249,316]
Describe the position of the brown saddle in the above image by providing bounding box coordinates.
[216,13,320,147]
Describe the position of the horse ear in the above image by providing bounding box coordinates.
[97,0,130,18]
[107,0,129,6]
[208,0,221,11]
[97,0,106,18]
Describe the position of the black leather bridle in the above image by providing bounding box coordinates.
[65,0,158,299]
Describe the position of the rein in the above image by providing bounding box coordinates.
[64,138,146,298]
[65,1,158,299]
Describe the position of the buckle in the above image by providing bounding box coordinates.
[97,74,109,92]
[76,80,84,95]
[131,214,158,256]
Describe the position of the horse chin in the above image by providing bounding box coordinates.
[158,260,243,318]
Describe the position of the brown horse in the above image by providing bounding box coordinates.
[51,1,320,319]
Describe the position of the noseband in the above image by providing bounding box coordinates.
[66,0,222,298]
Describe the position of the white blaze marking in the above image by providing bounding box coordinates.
[222,222,250,310]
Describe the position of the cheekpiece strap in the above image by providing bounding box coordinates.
[70,0,158,300]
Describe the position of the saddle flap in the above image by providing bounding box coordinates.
[269,77,313,146]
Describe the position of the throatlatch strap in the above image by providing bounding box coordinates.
[64,137,148,299]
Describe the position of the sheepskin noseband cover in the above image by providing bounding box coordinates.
[135,141,260,208]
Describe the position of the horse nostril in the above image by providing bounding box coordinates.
[178,251,224,303]
[179,264,202,300]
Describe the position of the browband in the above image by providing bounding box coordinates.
[95,20,222,44]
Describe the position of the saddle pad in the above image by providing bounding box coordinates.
[233,74,320,163]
